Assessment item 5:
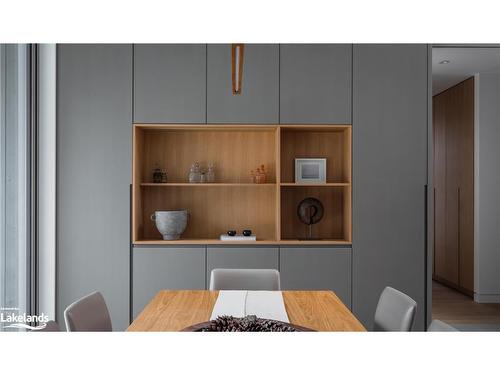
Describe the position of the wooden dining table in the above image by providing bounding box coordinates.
[127,290,366,332]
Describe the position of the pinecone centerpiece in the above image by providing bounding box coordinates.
[203,315,297,332]
[181,315,315,332]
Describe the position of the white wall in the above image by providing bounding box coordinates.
[38,44,57,319]
[474,72,500,302]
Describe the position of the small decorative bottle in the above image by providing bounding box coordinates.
[188,162,201,183]
[207,163,216,183]
[153,167,162,183]
[200,172,207,183]
[160,169,168,183]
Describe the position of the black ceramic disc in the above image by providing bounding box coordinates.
[297,197,324,225]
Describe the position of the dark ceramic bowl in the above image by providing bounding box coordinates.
[181,319,315,332]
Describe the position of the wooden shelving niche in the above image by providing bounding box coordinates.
[132,124,352,245]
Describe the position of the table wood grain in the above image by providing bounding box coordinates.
[127,290,366,332]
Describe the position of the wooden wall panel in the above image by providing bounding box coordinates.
[457,78,475,292]
[432,77,474,293]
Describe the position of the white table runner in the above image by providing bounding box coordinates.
[210,290,290,323]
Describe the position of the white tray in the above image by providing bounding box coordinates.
[219,234,256,241]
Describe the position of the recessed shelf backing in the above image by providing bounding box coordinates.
[138,126,277,184]
[132,124,352,244]
[281,185,351,242]
[280,126,351,184]
[139,185,277,241]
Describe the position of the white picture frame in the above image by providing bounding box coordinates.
[295,158,327,184]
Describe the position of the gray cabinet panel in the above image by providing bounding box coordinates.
[133,246,206,318]
[207,44,279,123]
[352,44,428,331]
[280,247,352,308]
[206,246,279,286]
[134,44,206,123]
[57,45,132,330]
[280,44,352,124]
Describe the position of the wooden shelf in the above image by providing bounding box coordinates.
[134,239,352,246]
[141,183,276,187]
[280,182,350,187]
[278,239,352,245]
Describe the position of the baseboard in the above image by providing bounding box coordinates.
[474,293,500,303]
[433,276,474,297]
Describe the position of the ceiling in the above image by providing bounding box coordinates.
[432,47,500,95]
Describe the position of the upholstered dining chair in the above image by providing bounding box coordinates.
[428,319,458,332]
[373,286,417,331]
[35,320,61,332]
[64,291,112,332]
[209,268,281,291]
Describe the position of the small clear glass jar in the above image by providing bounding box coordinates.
[207,163,216,183]
[188,162,201,183]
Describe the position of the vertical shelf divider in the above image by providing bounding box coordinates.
[276,125,281,242]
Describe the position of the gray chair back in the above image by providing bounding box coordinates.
[373,286,417,331]
[428,319,457,332]
[36,320,61,332]
[64,291,112,332]
[209,268,281,291]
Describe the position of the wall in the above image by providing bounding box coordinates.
[38,44,57,320]
[474,72,500,302]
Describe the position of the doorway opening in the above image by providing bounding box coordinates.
[431,46,500,330]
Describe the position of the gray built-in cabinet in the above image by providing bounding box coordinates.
[57,45,132,330]
[206,246,279,287]
[207,44,279,123]
[280,44,352,124]
[280,247,352,307]
[132,247,206,319]
[134,44,207,123]
[352,44,428,331]
[57,44,429,331]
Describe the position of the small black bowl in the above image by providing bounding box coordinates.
[242,229,252,237]
[227,230,236,236]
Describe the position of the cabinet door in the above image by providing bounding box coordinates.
[280,247,352,308]
[206,246,279,287]
[353,44,428,331]
[433,89,460,285]
[207,44,279,123]
[134,44,206,123]
[133,246,206,319]
[280,44,352,124]
[456,78,474,293]
[57,44,132,331]
[433,91,452,282]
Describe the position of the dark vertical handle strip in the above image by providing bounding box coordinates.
[424,184,428,329]
[433,187,436,276]
[457,187,461,286]
[129,183,133,324]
